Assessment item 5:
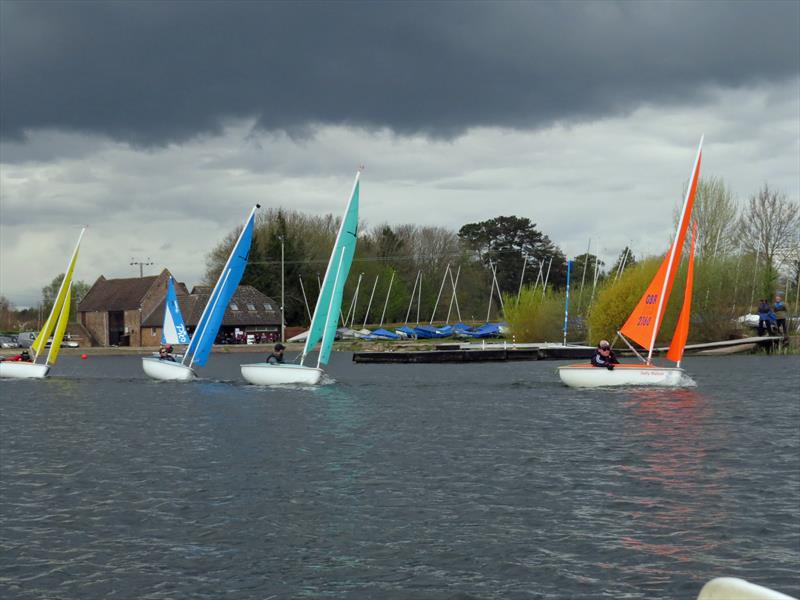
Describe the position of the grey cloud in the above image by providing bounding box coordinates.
[1,1,797,147]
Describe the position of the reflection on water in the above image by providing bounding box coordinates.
[1,353,798,599]
[619,389,726,566]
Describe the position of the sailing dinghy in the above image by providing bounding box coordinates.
[241,172,360,386]
[148,276,189,360]
[142,205,258,382]
[558,137,703,388]
[0,228,86,379]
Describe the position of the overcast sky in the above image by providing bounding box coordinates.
[1,1,798,306]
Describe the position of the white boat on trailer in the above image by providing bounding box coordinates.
[559,137,704,389]
[143,205,258,382]
[241,171,361,386]
[0,228,86,380]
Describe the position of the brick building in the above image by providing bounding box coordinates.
[78,269,281,347]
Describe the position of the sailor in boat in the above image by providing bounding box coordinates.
[265,343,286,364]
[590,340,619,370]
[158,345,176,362]
[1,350,32,362]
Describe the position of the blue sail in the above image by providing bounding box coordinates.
[186,207,257,367]
[308,174,359,367]
[161,277,190,345]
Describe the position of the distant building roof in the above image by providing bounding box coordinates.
[78,275,160,312]
[141,285,280,328]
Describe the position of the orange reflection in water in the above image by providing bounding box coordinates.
[616,388,730,562]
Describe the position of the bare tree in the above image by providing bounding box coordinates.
[737,184,800,268]
[693,176,738,257]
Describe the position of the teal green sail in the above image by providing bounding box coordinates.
[302,173,360,366]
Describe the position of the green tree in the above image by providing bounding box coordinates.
[41,274,90,322]
[457,216,567,293]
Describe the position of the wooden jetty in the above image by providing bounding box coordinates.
[351,336,785,364]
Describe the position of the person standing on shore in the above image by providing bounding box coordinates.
[757,299,775,336]
[773,295,789,337]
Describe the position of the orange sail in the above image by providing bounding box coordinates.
[619,137,703,354]
[666,222,697,363]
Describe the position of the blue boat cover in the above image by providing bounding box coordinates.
[468,323,502,338]
[396,326,417,338]
[369,328,400,340]
[414,325,452,339]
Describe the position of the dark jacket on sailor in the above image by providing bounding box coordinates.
[591,349,619,368]
[266,353,284,365]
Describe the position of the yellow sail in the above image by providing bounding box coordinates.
[46,286,71,366]
[31,229,85,362]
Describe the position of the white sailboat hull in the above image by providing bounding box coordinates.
[240,363,323,386]
[141,357,196,382]
[0,362,51,379]
[558,364,685,388]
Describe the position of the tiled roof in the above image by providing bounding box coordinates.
[78,275,159,312]
[142,285,280,327]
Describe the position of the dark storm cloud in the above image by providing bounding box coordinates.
[1,1,798,145]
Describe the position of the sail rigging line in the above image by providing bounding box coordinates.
[446,265,462,324]
[748,239,762,312]
[416,272,422,325]
[486,261,496,323]
[379,270,395,327]
[645,135,703,363]
[363,274,379,330]
[430,263,451,325]
[576,239,591,314]
[531,259,544,294]
[404,270,421,325]
[298,275,313,322]
[563,260,573,346]
[516,255,528,306]
[590,256,601,305]
[617,330,647,364]
[541,257,553,300]
[492,262,505,313]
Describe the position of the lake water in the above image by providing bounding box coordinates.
[1,353,799,599]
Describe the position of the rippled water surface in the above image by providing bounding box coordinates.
[1,353,799,599]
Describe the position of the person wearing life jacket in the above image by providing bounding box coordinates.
[265,343,285,364]
[591,340,619,370]
[158,345,176,361]
[2,350,32,362]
